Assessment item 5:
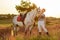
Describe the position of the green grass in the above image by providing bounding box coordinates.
[0,19,12,24]
[0,19,12,27]
[0,24,12,27]
[16,36,24,40]
[15,35,58,40]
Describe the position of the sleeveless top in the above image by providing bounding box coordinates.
[38,14,45,21]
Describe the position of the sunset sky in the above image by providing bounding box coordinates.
[0,0,60,18]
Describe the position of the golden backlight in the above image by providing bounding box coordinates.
[0,0,60,18]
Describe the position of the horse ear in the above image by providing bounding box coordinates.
[37,7,40,12]
[37,7,40,9]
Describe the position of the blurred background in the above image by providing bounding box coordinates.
[0,0,60,40]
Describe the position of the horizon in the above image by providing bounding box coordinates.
[0,13,60,18]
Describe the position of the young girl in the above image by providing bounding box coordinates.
[38,8,49,36]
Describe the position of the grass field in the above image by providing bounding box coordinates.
[0,17,60,40]
[12,24,60,40]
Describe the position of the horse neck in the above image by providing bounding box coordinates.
[30,9,37,19]
[24,13,27,18]
[33,9,37,17]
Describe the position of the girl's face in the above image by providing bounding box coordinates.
[42,9,45,12]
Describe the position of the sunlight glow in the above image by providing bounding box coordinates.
[0,0,60,18]
[30,0,60,18]
[0,0,20,14]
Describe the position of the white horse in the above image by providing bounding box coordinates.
[12,14,25,36]
[12,7,41,36]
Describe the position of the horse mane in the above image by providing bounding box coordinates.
[24,13,27,18]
